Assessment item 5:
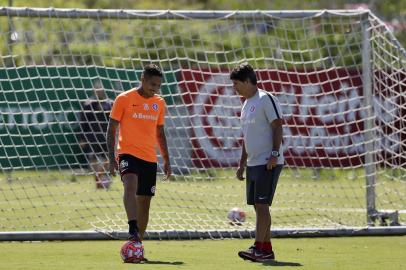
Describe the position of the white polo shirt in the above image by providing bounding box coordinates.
[241,89,284,166]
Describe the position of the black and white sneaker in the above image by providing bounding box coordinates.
[255,250,275,262]
[127,232,141,242]
[238,247,275,262]
[238,246,258,261]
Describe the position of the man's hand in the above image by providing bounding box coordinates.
[266,156,278,170]
[109,158,118,176]
[163,162,172,181]
[236,166,245,181]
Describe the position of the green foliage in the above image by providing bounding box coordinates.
[1,1,404,69]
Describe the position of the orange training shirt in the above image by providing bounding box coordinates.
[110,88,166,163]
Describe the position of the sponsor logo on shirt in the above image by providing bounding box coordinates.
[241,118,256,125]
[132,113,158,121]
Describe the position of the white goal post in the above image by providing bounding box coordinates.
[0,8,405,240]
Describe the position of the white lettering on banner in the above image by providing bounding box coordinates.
[188,74,400,163]
[289,81,398,154]
[344,83,364,122]
[283,127,366,155]
[293,82,365,124]
[299,84,319,122]
[32,107,50,130]
[191,73,242,164]
[277,85,297,116]
[373,95,397,123]
[0,106,78,131]
[316,94,337,123]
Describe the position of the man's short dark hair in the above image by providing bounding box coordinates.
[229,63,257,85]
[143,64,163,78]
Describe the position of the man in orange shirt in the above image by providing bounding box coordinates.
[107,64,171,248]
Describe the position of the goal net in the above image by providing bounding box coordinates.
[0,8,405,239]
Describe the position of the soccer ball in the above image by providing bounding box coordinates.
[120,241,144,263]
[227,207,246,225]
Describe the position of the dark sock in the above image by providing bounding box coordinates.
[128,220,139,235]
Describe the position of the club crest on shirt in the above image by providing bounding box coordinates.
[152,103,158,111]
[250,106,256,112]
[120,160,128,170]
[143,103,149,110]
[151,186,156,194]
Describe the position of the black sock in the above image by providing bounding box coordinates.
[128,220,139,235]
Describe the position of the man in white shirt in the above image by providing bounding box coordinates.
[230,63,284,262]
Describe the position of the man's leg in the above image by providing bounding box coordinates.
[239,204,271,262]
[122,173,140,239]
[136,195,152,240]
[263,211,273,252]
[255,204,274,261]
[239,165,277,262]
[255,203,271,244]
[254,166,283,261]
[238,169,262,261]
[265,215,271,242]
[261,165,283,255]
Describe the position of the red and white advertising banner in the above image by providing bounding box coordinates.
[179,69,404,168]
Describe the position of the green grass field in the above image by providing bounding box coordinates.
[1,168,405,231]
[1,169,405,269]
[1,237,405,270]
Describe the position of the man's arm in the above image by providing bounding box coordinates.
[236,142,247,181]
[156,125,172,180]
[267,118,283,170]
[106,118,119,176]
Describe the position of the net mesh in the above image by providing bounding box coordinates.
[0,9,405,235]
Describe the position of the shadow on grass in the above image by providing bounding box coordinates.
[262,260,302,267]
[143,260,184,265]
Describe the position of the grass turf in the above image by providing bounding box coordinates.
[0,168,405,231]
[0,237,405,270]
